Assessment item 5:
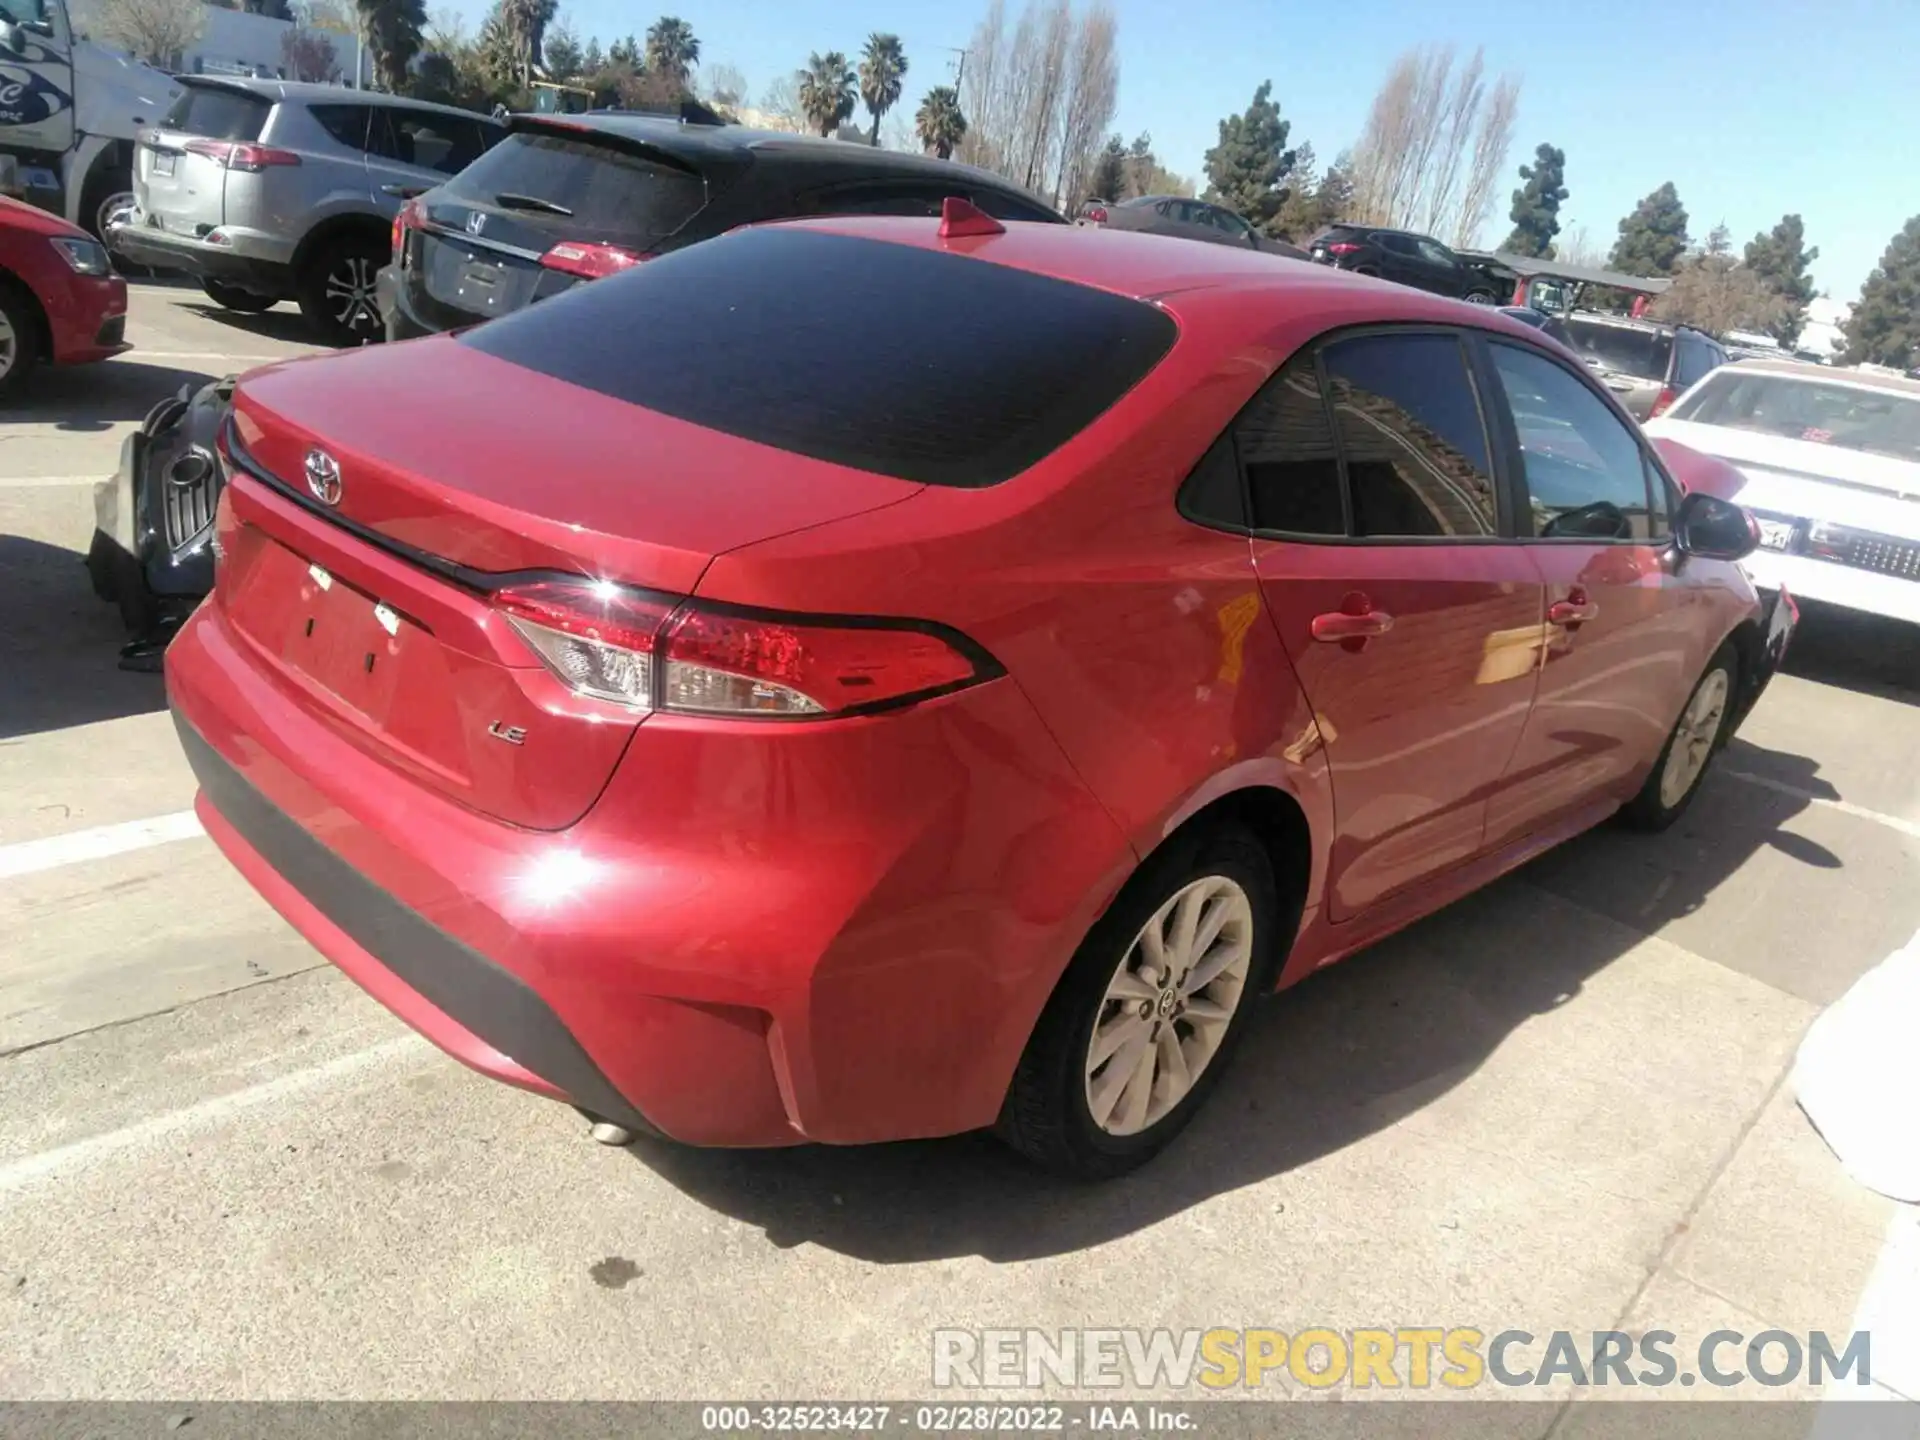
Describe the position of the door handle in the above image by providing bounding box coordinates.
[1311,608,1394,646]
[1548,597,1600,625]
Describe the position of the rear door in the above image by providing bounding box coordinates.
[398,123,709,331]
[1477,337,1697,850]
[1246,329,1547,919]
[136,80,271,235]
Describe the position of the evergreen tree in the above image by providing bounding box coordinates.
[1705,222,1732,258]
[543,20,582,79]
[1201,81,1297,234]
[1841,215,1920,369]
[581,36,605,72]
[1501,142,1567,258]
[1744,214,1820,348]
[1608,182,1691,277]
[1088,134,1125,203]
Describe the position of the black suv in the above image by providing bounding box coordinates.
[378,114,1066,340]
[1308,224,1509,304]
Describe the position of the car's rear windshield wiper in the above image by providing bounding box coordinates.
[493,193,575,217]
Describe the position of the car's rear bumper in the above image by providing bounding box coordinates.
[375,264,434,342]
[105,221,290,295]
[165,598,1132,1148]
[1741,548,1920,627]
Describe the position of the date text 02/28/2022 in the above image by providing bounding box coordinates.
[699,1404,1195,1433]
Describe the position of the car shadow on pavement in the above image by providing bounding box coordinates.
[0,534,166,740]
[22,360,222,430]
[179,302,323,349]
[626,735,1851,1262]
[1779,603,1919,704]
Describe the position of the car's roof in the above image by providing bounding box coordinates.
[180,75,496,122]
[751,215,1553,336]
[1722,357,1920,398]
[522,113,1058,206]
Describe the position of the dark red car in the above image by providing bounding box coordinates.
[0,196,130,396]
[166,207,1793,1179]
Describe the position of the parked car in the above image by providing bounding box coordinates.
[167,212,1792,1179]
[1645,359,1920,629]
[1307,223,1509,303]
[0,192,128,396]
[378,116,1066,340]
[1558,312,1728,421]
[1499,304,1575,350]
[1076,195,1308,258]
[104,78,506,344]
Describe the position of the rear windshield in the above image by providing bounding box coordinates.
[1564,317,1674,381]
[162,84,270,142]
[1670,372,1920,463]
[441,129,707,247]
[460,227,1178,488]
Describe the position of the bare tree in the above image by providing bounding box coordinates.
[1348,44,1521,244]
[74,0,203,65]
[957,0,1118,207]
[1652,257,1787,335]
[1556,224,1602,268]
[1451,74,1519,246]
[1050,0,1116,210]
[957,0,1007,171]
[281,23,338,79]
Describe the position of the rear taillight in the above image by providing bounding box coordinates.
[185,139,301,172]
[1324,242,1362,256]
[392,195,426,260]
[494,578,997,718]
[1648,385,1678,418]
[1085,205,1109,224]
[539,242,644,280]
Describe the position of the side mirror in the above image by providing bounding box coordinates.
[1673,491,1759,562]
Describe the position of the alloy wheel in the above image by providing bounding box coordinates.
[0,310,17,383]
[1083,874,1254,1137]
[1658,668,1731,809]
[325,256,380,335]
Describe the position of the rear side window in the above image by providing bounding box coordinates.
[443,130,708,247]
[972,189,1061,224]
[371,108,493,175]
[162,84,269,142]
[460,227,1178,488]
[1234,354,1344,535]
[307,104,372,152]
[1321,333,1498,538]
[1564,318,1674,382]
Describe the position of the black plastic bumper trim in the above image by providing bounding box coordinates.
[173,711,656,1136]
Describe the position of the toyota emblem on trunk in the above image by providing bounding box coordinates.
[304,449,343,506]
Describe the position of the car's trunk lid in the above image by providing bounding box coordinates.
[216,339,922,829]
[135,81,270,235]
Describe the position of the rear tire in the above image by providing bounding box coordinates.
[997,823,1279,1181]
[1464,289,1496,305]
[0,278,42,399]
[1621,644,1738,832]
[295,232,387,346]
[201,280,277,314]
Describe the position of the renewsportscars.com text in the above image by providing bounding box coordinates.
[931,1327,1873,1391]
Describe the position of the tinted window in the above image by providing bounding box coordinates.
[162,84,269,142]
[1414,238,1453,266]
[444,130,708,247]
[1564,317,1675,382]
[1179,433,1245,530]
[1490,342,1654,540]
[307,104,371,152]
[807,184,953,217]
[1646,458,1674,538]
[970,189,1061,224]
[1673,336,1718,388]
[1377,234,1417,255]
[1235,354,1344,535]
[372,108,491,175]
[461,227,1178,488]
[1322,333,1498,538]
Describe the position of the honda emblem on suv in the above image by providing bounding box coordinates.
[466,211,487,236]
[304,448,343,506]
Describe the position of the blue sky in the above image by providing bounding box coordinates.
[455,0,1917,304]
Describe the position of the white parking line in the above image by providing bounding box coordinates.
[0,475,107,488]
[1724,770,1920,841]
[0,1035,428,1192]
[0,811,204,881]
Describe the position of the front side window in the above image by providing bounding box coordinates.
[1490,341,1655,540]
[1321,333,1498,538]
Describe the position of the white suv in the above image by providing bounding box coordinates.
[1644,359,1920,628]
[105,78,503,344]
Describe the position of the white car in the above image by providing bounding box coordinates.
[1644,360,1920,627]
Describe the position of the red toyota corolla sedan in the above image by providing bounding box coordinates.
[0,196,130,396]
[166,207,1795,1179]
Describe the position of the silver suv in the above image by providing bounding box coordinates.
[106,78,504,344]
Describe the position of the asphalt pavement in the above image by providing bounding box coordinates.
[2,284,1917,1417]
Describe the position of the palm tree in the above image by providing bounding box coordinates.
[797,51,856,139]
[857,33,907,147]
[354,0,427,91]
[915,86,967,161]
[644,16,699,92]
